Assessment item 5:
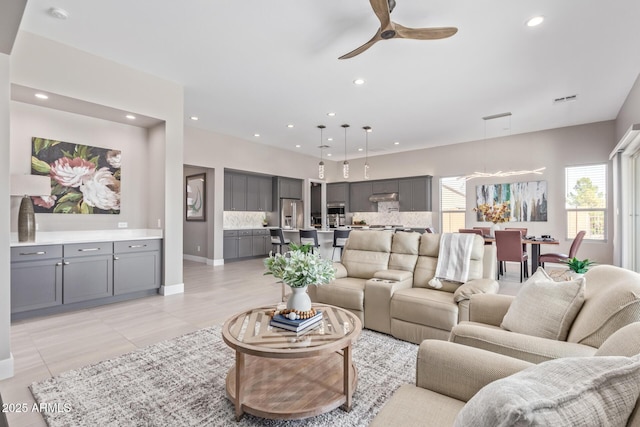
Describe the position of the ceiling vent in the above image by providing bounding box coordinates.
[553,94,578,104]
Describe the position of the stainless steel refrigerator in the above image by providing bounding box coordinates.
[280,198,304,230]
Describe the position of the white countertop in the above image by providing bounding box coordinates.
[10,229,163,247]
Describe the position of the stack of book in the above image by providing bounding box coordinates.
[270,311,323,333]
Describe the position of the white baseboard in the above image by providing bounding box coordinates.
[0,353,14,380]
[160,282,184,296]
[183,254,207,263]
[211,259,224,266]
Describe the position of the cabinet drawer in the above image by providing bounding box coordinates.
[224,230,239,237]
[238,229,253,236]
[11,245,62,261]
[252,228,269,236]
[64,242,113,257]
[114,239,161,254]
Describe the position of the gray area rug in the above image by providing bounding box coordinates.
[30,325,417,426]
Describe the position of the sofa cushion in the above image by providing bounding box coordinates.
[567,264,640,347]
[341,231,392,279]
[413,233,485,290]
[388,232,420,272]
[501,268,585,341]
[391,288,458,331]
[453,355,640,427]
[315,277,366,311]
[453,279,500,303]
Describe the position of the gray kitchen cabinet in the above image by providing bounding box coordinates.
[247,175,273,211]
[62,242,113,304]
[113,239,162,295]
[372,179,399,194]
[224,230,239,259]
[238,231,253,257]
[10,245,63,313]
[399,176,432,211]
[349,181,376,212]
[224,173,232,210]
[252,229,269,256]
[327,182,349,204]
[230,173,247,211]
[278,177,303,200]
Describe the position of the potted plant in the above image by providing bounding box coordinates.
[262,214,268,227]
[565,257,595,278]
[264,243,335,312]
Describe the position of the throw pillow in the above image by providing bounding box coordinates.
[453,354,640,427]
[500,268,585,341]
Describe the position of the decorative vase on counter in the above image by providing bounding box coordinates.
[286,285,312,312]
[490,223,501,237]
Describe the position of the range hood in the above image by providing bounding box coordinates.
[368,192,398,202]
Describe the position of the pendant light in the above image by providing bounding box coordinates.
[363,126,371,180]
[342,124,350,179]
[317,125,326,179]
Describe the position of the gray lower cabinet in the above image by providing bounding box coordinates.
[10,245,63,313]
[224,229,270,260]
[113,240,162,295]
[62,242,113,304]
[238,231,253,257]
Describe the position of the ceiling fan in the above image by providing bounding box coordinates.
[339,0,458,60]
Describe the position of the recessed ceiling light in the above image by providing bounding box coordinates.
[126,114,136,120]
[353,79,365,85]
[327,112,336,117]
[526,16,544,27]
[327,153,333,157]
[295,144,301,148]
[287,124,294,128]
[47,7,69,20]
[190,116,199,121]
[327,137,333,141]
[394,141,400,145]
[254,133,260,137]
[366,128,372,133]
[35,93,48,100]
[358,148,363,152]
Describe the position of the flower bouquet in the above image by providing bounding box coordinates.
[474,202,511,224]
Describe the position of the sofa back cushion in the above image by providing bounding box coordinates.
[341,230,392,279]
[567,265,640,347]
[413,233,485,292]
[388,232,420,272]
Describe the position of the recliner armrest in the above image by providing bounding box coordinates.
[453,278,499,303]
[416,340,532,402]
[468,293,515,326]
[373,269,413,282]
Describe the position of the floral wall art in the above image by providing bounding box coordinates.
[31,137,121,214]
[476,180,547,222]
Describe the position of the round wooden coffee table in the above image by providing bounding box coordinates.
[221,303,362,421]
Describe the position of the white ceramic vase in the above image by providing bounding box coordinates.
[286,285,312,312]
[491,223,501,237]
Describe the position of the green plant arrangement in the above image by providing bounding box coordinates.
[565,257,595,274]
[264,243,335,288]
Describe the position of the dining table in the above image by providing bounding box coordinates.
[483,236,560,275]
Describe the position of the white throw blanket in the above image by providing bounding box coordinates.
[428,233,475,289]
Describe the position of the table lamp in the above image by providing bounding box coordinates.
[10,174,52,242]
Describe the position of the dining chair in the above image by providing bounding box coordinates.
[506,227,529,255]
[299,229,320,254]
[459,228,483,236]
[269,228,290,254]
[539,230,586,268]
[472,226,491,236]
[425,227,436,233]
[495,230,529,282]
[332,229,351,261]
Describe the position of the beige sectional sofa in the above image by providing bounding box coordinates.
[308,230,499,344]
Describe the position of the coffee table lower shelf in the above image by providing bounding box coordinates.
[226,352,358,420]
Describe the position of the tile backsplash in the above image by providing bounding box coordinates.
[223,211,268,229]
[352,202,433,227]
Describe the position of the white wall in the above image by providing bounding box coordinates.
[10,102,150,231]
[616,72,640,141]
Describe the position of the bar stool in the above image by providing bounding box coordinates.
[269,228,290,254]
[332,229,351,261]
[299,229,321,254]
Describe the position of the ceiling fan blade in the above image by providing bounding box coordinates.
[339,32,382,59]
[394,24,458,40]
[369,0,392,29]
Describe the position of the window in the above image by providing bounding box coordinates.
[441,176,466,233]
[565,164,606,240]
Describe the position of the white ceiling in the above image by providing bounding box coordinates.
[17,0,640,160]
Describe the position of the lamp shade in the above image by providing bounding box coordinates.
[10,174,51,196]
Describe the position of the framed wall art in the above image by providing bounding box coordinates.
[186,173,206,221]
[476,180,547,222]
